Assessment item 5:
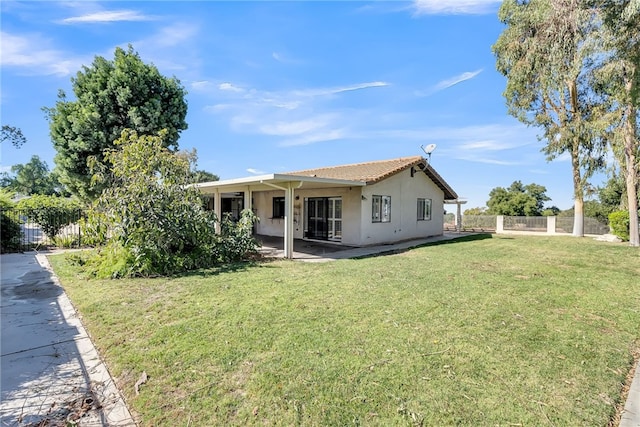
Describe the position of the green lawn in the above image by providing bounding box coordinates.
[49,235,640,426]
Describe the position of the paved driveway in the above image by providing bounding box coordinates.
[1,252,134,426]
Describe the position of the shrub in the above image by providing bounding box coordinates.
[1,210,22,252]
[608,210,639,241]
[78,211,109,247]
[0,190,22,252]
[85,130,223,277]
[53,234,80,249]
[218,209,260,262]
[16,195,82,240]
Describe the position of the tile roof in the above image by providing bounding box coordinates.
[284,156,423,183]
[284,156,458,200]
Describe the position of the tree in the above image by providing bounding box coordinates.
[590,0,640,246]
[16,195,82,241]
[493,0,606,237]
[1,155,60,196]
[463,207,488,215]
[190,170,220,184]
[85,129,256,277]
[45,45,188,201]
[542,206,561,216]
[177,148,220,183]
[486,181,551,216]
[0,125,27,148]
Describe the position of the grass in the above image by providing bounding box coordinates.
[49,235,640,426]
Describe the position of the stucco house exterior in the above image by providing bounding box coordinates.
[196,156,458,258]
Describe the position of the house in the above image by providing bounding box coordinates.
[196,156,458,258]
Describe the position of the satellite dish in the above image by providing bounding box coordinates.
[421,143,437,155]
[420,144,437,163]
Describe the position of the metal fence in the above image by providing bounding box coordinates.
[1,208,84,253]
[503,216,547,232]
[451,215,609,235]
[555,216,610,235]
[461,215,497,231]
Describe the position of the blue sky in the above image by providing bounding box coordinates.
[1,0,591,210]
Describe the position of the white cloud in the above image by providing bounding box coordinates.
[279,129,347,147]
[459,139,517,151]
[60,10,154,24]
[154,23,198,48]
[293,81,389,97]
[432,69,483,92]
[0,31,85,76]
[191,80,213,91]
[272,51,306,65]
[202,80,389,147]
[413,0,501,15]
[246,168,266,175]
[259,117,333,136]
[453,155,522,166]
[219,82,245,93]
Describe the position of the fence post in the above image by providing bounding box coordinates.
[496,215,504,233]
[547,216,556,234]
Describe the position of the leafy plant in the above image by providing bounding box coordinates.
[0,189,22,252]
[53,234,80,249]
[15,195,82,240]
[86,129,222,277]
[218,209,260,262]
[608,210,637,241]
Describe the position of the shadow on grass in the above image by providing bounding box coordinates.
[352,233,495,261]
[180,253,285,278]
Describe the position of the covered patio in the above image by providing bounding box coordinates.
[195,174,365,259]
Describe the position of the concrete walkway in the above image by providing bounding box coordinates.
[1,252,136,426]
[258,231,477,262]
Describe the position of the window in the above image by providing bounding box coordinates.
[372,195,391,223]
[273,197,285,218]
[417,198,432,221]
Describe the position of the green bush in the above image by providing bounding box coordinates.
[1,210,22,252]
[608,210,632,241]
[16,195,82,240]
[84,130,224,277]
[0,190,22,252]
[78,211,109,247]
[218,209,260,262]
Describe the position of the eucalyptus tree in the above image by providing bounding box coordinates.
[1,125,27,148]
[591,0,640,246]
[493,0,605,236]
[45,45,188,201]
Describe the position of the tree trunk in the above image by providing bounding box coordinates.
[571,143,585,237]
[622,97,639,246]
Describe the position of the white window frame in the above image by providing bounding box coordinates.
[417,198,432,221]
[372,195,391,223]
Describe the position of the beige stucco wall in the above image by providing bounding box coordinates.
[252,187,362,245]
[359,168,444,246]
[250,168,445,246]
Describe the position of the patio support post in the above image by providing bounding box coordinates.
[214,189,222,234]
[244,186,252,213]
[456,202,462,232]
[284,184,295,259]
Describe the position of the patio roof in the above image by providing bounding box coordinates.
[194,173,366,193]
